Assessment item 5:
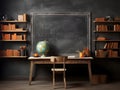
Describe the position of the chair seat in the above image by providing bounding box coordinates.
[51,68,66,71]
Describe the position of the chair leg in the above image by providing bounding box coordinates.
[53,71,55,88]
[63,72,66,89]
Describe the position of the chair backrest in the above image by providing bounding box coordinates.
[51,56,67,69]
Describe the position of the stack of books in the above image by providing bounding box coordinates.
[1,24,16,30]
[1,33,25,40]
[0,49,20,56]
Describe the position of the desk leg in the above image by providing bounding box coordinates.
[29,61,34,85]
[88,61,92,83]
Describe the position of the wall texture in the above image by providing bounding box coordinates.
[0,0,120,81]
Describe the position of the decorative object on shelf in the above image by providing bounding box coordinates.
[19,46,26,56]
[97,36,107,41]
[36,40,49,57]
[18,13,27,21]
[2,14,8,20]
[105,16,113,21]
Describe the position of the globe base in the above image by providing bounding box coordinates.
[40,54,46,57]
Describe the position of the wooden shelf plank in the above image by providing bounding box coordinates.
[93,40,120,42]
[0,40,27,41]
[0,56,27,58]
[0,20,27,23]
[94,57,120,59]
[0,30,27,32]
[96,48,120,50]
[93,21,120,23]
[94,31,120,33]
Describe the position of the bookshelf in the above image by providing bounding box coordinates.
[93,18,120,58]
[0,14,28,58]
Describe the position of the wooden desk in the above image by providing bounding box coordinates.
[28,56,93,85]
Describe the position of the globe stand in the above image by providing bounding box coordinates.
[40,54,45,57]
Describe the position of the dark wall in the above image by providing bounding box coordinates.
[1,0,120,18]
[0,0,120,81]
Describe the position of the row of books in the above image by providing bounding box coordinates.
[1,33,26,40]
[114,24,120,31]
[0,49,20,56]
[104,42,118,49]
[1,24,16,30]
[96,25,107,31]
[96,24,120,31]
[95,50,118,57]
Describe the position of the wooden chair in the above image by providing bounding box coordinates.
[51,56,67,89]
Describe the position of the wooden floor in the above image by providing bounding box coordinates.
[0,80,120,90]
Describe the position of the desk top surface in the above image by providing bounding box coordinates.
[28,56,93,60]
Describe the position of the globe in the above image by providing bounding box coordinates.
[36,41,49,57]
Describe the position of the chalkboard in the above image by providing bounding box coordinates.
[31,12,91,56]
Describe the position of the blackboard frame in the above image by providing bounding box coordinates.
[31,12,91,56]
